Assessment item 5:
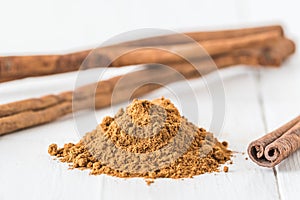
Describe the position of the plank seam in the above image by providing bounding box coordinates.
[255,69,282,200]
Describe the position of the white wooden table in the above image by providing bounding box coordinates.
[0,0,300,199]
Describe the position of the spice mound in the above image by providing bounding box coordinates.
[49,97,231,179]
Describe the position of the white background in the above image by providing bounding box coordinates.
[0,0,300,200]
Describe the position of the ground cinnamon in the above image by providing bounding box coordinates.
[48,98,232,181]
[248,115,300,167]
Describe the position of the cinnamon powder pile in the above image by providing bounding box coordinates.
[48,97,231,180]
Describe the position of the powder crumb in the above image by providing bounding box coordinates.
[49,97,232,181]
[222,141,228,147]
[48,144,58,156]
[223,166,229,173]
[146,179,154,186]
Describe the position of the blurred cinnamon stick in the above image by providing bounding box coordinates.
[122,25,283,46]
[0,38,295,135]
[0,25,284,82]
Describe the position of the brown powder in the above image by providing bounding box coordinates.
[146,179,154,186]
[48,97,231,180]
[223,166,229,173]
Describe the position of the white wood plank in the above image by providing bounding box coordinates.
[259,64,300,200]
[93,67,280,200]
[237,0,300,198]
[0,67,280,200]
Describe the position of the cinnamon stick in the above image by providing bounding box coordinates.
[123,25,283,46]
[0,26,284,82]
[108,30,282,67]
[248,115,300,167]
[0,38,293,119]
[0,39,294,136]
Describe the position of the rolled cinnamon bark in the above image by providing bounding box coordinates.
[0,26,284,82]
[0,33,295,136]
[0,102,73,135]
[0,38,294,119]
[248,115,300,167]
[0,41,293,136]
[123,25,283,46]
[109,30,281,67]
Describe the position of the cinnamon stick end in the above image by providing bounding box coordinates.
[247,142,275,168]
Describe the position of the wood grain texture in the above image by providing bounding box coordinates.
[0,66,281,200]
[259,64,300,200]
